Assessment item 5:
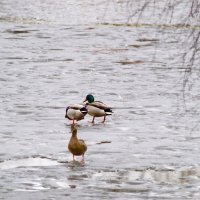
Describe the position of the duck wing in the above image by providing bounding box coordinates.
[70,104,84,110]
[78,139,87,153]
[69,104,87,114]
[89,101,111,110]
[79,139,86,144]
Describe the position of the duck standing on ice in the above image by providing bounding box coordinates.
[65,104,87,124]
[68,125,87,163]
[83,94,113,123]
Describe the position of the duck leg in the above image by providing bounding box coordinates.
[91,116,95,123]
[81,154,85,164]
[102,116,106,123]
[73,154,75,161]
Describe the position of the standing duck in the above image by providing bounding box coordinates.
[68,125,87,163]
[83,94,113,123]
[65,104,87,124]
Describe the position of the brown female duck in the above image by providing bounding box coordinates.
[68,125,87,163]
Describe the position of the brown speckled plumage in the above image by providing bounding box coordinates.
[68,125,87,162]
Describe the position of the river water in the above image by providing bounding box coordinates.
[1,0,200,199]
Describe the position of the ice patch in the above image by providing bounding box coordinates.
[0,157,60,170]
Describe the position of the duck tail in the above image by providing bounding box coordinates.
[105,108,113,115]
[80,107,88,114]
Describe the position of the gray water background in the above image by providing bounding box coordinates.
[1,0,200,199]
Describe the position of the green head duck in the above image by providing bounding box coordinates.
[85,94,94,103]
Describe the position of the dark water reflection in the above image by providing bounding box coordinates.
[1,0,200,199]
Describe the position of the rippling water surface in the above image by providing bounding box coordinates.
[1,0,200,199]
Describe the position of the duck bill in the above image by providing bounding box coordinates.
[83,99,87,103]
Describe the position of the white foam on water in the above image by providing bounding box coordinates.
[0,157,60,170]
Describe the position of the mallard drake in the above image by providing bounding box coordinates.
[68,125,87,163]
[65,104,87,124]
[83,94,113,123]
